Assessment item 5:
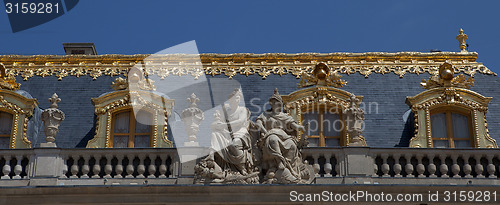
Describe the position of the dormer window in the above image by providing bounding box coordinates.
[282,62,366,147]
[406,62,497,148]
[86,67,174,148]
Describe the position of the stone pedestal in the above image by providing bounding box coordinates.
[180,154,197,176]
[30,148,65,186]
[343,147,373,176]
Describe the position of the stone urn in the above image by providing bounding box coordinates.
[41,93,65,146]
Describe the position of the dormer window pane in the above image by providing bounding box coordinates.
[113,136,128,148]
[0,112,13,135]
[113,112,130,133]
[303,112,319,136]
[325,138,340,147]
[323,112,340,137]
[454,140,471,148]
[134,135,150,148]
[135,111,152,133]
[0,112,13,149]
[433,140,449,148]
[431,113,447,139]
[452,113,469,139]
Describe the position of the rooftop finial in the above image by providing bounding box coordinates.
[48,93,61,108]
[187,93,200,108]
[456,28,468,52]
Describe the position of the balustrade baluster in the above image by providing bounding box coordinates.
[137,154,146,178]
[24,157,30,179]
[13,155,22,179]
[312,154,320,177]
[451,155,460,178]
[81,156,90,178]
[92,155,102,178]
[70,155,79,178]
[486,155,496,178]
[147,154,157,178]
[416,154,425,177]
[125,155,135,178]
[474,155,484,178]
[158,154,167,178]
[114,155,124,178]
[393,154,402,177]
[439,155,449,178]
[404,154,414,177]
[104,154,113,178]
[427,154,436,177]
[324,154,332,177]
[462,154,472,178]
[381,153,390,177]
[1,156,11,179]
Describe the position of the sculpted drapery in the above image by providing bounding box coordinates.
[255,88,313,184]
[194,88,313,184]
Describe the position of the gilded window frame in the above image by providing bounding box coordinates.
[282,86,366,147]
[86,90,174,148]
[0,89,38,148]
[406,87,496,148]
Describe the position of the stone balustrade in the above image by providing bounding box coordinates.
[60,148,179,179]
[0,149,32,180]
[302,147,500,185]
[370,148,500,179]
[302,147,342,177]
[1,147,500,186]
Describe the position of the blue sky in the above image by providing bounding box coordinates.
[1,0,499,74]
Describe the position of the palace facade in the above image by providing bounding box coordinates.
[0,31,499,204]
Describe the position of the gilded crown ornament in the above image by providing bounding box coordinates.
[456,28,468,52]
[111,67,156,91]
[298,62,346,88]
[420,62,474,89]
[0,64,20,91]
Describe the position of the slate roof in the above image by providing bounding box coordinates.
[2,52,498,148]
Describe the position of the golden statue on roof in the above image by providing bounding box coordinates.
[456,28,468,52]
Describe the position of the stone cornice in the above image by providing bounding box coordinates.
[0,52,496,80]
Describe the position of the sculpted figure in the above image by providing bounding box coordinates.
[255,88,314,184]
[195,88,258,184]
[343,94,365,146]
